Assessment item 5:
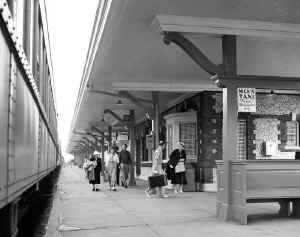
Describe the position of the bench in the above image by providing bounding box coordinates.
[216,160,300,224]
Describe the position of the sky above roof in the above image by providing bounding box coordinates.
[45,0,98,161]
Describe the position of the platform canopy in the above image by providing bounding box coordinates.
[67,0,300,153]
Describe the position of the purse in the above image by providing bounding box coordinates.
[175,161,185,173]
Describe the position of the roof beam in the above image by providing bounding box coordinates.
[118,91,152,111]
[104,109,125,125]
[212,74,300,90]
[91,126,109,141]
[153,14,300,39]
[112,82,218,92]
[118,91,152,104]
[88,89,152,103]
[163,32,221,75]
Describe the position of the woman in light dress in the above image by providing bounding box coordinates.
[105,148,119,191]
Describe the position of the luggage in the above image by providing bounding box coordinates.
[148,174,166,188]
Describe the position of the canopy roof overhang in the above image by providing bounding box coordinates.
[67,0,300,153]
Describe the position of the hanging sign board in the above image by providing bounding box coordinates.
[146,135,154,150]
[117,131,128,141]
[237,88,256,113]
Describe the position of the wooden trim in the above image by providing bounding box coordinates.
[213,75,300,90]
[112,82,219,92]
[153,14,300,39]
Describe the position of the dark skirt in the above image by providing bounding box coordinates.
[94,168,101,184]
[167,166,187,185]
[173,172,187,185]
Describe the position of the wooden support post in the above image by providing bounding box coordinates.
[101,137,105,158]
[152,92,159,148]
[129,109,136,186]
[108,126,112,150]
[217,35,237,221]
[218,85,238,221]
[101,137,105,175]
[222,35,237,76]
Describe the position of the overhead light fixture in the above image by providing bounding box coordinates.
[116,99,123,105]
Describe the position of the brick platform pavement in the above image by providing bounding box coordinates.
[46,166,300,237]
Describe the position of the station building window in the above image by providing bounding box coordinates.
[179,122,196,159]
[286,121,299,147]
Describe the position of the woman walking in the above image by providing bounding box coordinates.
[168,142,187,194]
[145,140,168,198]
[94,156,102,191]
[86,156,97,191]
[105,148,119,191]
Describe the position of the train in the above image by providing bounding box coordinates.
[0,0,61,236]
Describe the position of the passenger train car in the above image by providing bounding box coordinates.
[0,0,61,236]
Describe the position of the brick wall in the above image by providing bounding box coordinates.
[149,92,300,185]
[208,93,300,160]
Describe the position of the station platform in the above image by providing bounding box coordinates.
[46,166,300,237]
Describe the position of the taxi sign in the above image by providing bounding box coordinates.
[238,88,256,113]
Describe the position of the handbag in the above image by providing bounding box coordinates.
[175,161,185,173]
[148,174,167,188]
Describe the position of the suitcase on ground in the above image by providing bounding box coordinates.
[148,174,166,188]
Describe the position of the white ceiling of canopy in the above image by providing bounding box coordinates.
[68,0,300,152]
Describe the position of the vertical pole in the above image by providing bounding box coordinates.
[108,126,112,150]
[101,137,105,159]
[152,92,159,148]
[217,35,237,221]
[129,110,136,186]
[222,35,237,76]
[101,137,105,175]
[218,85,238,221]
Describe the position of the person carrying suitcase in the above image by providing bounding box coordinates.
[145,140,168,198]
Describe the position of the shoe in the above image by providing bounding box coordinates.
[112,188,117,191]
[145,189,152,198]
[95,188,100,191]
[92,188,95,191]
[174,189,178,194]
[124,183,128,188]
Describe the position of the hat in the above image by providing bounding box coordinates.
[179,142,185,147]
[159,140,165,146]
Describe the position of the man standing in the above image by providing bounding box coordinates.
[119,144,132,188]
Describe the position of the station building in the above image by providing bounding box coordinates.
[68,0,300,223]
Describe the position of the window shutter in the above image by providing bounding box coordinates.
[237,119,247,159]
